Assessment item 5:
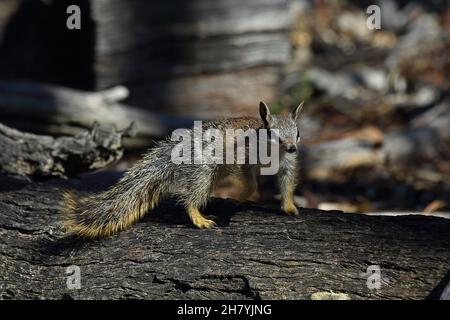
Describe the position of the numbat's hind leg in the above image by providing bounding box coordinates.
[183,164,217,229]
[238,178,257,202]
[187,205,216,229]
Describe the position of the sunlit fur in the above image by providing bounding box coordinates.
[63,103,303,237]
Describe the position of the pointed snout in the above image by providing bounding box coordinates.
[285,144,297,153]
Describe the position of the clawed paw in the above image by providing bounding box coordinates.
[282,204,299,216]
[192,217,217,229]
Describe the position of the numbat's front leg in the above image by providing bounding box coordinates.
[279,163,299,216]
[237,170,257,202]
[282,192,299,216]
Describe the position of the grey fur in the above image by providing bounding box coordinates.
[64,103,304,236]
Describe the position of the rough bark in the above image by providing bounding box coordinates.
[0,176,449,299]
[0,121,134,179]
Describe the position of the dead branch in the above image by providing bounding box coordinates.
[0,121,134,178]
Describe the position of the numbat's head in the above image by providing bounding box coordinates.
[259,101,304,154]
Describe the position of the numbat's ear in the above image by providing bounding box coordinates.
[291,101,305,126]
[259,101,272,127]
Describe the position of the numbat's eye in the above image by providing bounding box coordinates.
[296,131,300,140]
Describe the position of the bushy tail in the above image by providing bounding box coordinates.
[63,142,174,237]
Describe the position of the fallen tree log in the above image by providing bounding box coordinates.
[0,81,194,148]
[0,121,134,179]
[0,176,449,299]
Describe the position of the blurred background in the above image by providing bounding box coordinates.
[0,0,449,216]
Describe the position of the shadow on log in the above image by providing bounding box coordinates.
[0,176,449,299]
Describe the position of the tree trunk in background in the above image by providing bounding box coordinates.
[0,0,292,119]
[92,0,291,118]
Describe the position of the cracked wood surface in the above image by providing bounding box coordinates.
[0,121,134,179]
[0,177,449,299]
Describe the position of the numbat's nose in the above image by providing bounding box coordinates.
[286,145,297,153]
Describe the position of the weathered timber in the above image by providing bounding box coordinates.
[0,176,449,299]
[92,0,291,117]
[0,81,193,147]
[0,121,134,178]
